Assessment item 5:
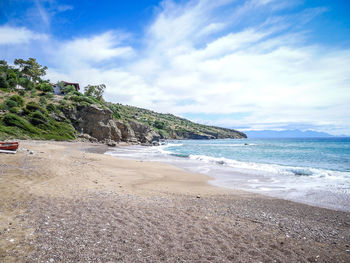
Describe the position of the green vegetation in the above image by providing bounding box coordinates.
[0,58,78,140]
[84,84,106,101]
[14,58,47,82]
[0,57,245,141]
[106,102,246,139]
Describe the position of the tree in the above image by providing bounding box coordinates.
[0,60,8,73]
[7,70,18,89]
[61,84,76,94]
[0,76,9,90]
[153,120,167,129]
[84,84,106,101]
[14,58,47,82]
[38,82,54,93]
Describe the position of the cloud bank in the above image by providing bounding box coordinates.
[1,0,349,135]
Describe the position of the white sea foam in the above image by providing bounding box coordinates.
[173,143,258,147]
[165,143,183,147]
[188,154,350,182]
[106,143,350,211]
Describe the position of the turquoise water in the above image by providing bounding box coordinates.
[164,138,350,175]
[106,138,350,211]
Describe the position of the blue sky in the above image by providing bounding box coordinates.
[1,0,350,135]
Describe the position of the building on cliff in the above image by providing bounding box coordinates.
[53,81,80,95]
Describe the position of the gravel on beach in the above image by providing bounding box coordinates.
[1,141,349,263]
[3,191,348,263]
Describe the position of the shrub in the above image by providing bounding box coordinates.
[25,102,47,114]
[38,82,54,93]
[5,99,18,108]
[0,103,8,111]
[7,72,17,81]
[0,76,9,90]
[46,103,56,112]
[39,96,47,105]
[30,88,37,97]
[9,95,25,107]
[29,110,48,125]
[153,120,166,129]
[88,96,103,105]
[69,95,94,104]
[19,77,35,91]
[9,107,20,114]
[18,89,26,96]
[7,72,18,88]
[44,93,53,99]
[61,85,75,94]
[59,99,68,106]
[71,91,81,96]
[2,113,38,133]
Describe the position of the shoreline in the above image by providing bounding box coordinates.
[1,140,349,262]
[105,142,350,213]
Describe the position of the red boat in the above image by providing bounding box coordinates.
[0,141,19,151]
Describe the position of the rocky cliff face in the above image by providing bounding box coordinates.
[128,121,160,143]
[61,103,246,145]
[62,104,160,144]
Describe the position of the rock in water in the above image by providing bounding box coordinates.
[106,140,117,147]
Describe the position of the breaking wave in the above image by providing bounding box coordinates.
[185,154,350,181]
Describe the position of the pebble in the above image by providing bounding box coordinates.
[49,258,54,262]
[196,195,201,199]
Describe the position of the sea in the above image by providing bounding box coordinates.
[106,138,350,212]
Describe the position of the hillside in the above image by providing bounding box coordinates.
[0,58,246,143]
[108,103,246,140]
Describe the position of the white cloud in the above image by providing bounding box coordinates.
[0,25,47,45]
[58,31,134,64]
[34,0,50,27]
[57,5,74,12]
[2,0,350,135]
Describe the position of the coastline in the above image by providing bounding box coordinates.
[105,141,350,213]
[1,140,349,262]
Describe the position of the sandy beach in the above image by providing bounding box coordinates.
[0,141,349,262]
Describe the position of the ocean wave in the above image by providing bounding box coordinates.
[188,154,350,181]
[157,143,183,155]
[165,143,183,147]
[168,143,258,147]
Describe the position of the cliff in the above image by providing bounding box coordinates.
[108,103,246,141]
[60,102,245,144]
[0,90,246,144]
[0,58,246,143]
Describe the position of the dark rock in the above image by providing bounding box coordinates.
[115,121,138,143]
[62,104,122,142]
[78,133,98,143]
[128,121,160,143]
[106,140,117,147]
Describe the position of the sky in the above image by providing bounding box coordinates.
[1,0,350,135]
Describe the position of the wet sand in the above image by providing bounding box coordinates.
[0,141,349,262]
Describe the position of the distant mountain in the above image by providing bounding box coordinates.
[244,129,335,138]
